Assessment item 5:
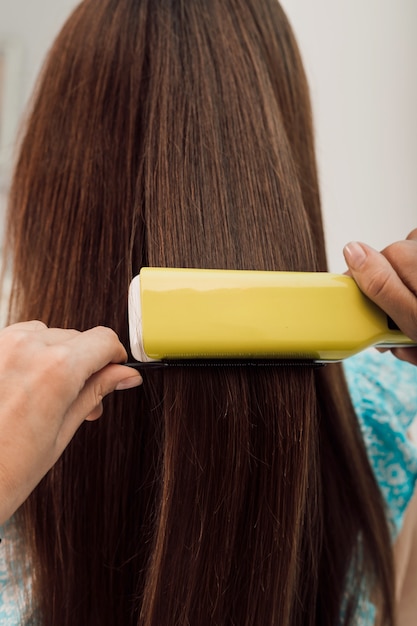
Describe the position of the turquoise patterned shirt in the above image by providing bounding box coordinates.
[344,350,417,539]
[0,349,416,624]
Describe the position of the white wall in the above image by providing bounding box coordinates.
[281,0,417,270]
[0,0,416,271]
[0,0,78,105]
[0,0,79,245]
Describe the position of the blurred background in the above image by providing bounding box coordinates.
[0,0,416,272]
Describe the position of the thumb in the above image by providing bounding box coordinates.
[84,364,143,422]
[343,241,417,341]
[58,365,142,448]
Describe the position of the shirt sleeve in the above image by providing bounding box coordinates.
[343,349,417,539]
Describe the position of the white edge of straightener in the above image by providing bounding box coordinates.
[128,275,153,362]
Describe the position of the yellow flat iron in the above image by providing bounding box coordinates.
[127,267,415,367]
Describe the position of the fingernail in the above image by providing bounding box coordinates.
[116,374,143,390]
[343,242,367,270]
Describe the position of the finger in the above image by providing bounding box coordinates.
[406,228,417,242]
[40,328,81,343]
[64,327,128,381]
[58,364,142,444]
[343,242,417,341]
[390,347,417,367]
[85,401,104,422]
[18,329,132,420]
[20,327,81,347]
[0,325,80,370]
[380,240,417,296]
[0,320,47,335]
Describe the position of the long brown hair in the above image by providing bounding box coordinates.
[5,0,394,624]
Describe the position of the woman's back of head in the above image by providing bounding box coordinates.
[6,1,394,624]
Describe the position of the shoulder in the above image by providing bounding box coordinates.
[343,350,417,538]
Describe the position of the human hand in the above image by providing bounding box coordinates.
[343,229,417,366]
[0,321,142,524]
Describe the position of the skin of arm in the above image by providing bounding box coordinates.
[0,321,142,524]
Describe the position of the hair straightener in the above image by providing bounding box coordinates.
[127,267,415,368]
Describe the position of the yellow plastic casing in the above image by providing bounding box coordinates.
[128,267,414,362]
